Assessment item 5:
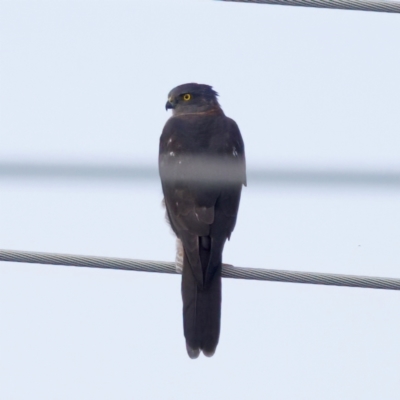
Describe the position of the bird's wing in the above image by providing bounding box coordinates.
[159,113,246,357]
[159,114,246,235]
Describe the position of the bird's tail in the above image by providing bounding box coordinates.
[181,240,221,359]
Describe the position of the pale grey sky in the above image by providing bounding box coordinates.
[1,1,400,399]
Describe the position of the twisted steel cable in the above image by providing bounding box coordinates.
[1,249,400,291]
[219,0,400,14]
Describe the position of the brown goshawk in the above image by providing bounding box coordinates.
[159,83,246,358]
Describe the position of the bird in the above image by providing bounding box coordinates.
[158,83,246,359]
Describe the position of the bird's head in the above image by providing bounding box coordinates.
[165,83,221,115]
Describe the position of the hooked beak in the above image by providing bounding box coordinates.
[165,97,175,111]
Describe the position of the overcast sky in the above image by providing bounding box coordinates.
[1,1,400,399]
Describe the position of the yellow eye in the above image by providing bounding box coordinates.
[183,94,191,101]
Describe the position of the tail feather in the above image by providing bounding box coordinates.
[181,244,221,358]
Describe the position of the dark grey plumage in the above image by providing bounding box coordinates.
[159,83,246,358]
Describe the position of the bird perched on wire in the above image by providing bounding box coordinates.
[159,83,246,359]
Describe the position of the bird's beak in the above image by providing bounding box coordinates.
[165,97,175,111]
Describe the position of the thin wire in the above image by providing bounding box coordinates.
[218,0,400,14]
[1,162,399,187]
[1,249,400,291]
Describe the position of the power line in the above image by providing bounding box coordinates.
[218,0,400,14]
[1,249,400,291]
[1,162,399,187]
